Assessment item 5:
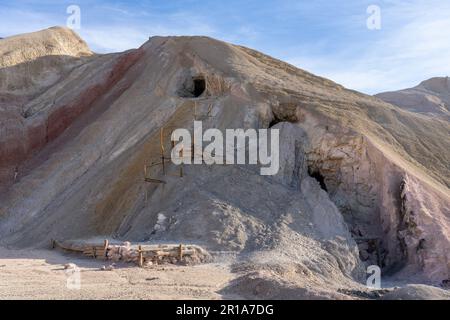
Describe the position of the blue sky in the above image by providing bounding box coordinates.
[1,0,449,94]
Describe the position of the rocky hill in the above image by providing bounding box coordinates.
[376,77,450,120]
[0,27,449,298]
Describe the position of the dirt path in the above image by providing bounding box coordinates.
[0,247,235,299]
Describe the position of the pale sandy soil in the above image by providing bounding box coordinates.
[0,247,235,300]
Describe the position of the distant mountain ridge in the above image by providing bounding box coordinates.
[376,77,450,120]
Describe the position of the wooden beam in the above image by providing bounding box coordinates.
[144,178,166,184]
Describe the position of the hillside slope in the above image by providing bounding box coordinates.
[0,27,449,297]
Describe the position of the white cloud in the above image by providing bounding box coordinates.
[287,1,450,94]
[0,4,217,53]
[81,10,217,53]
[79,28,147,52]
[1,1,449,95]
[0,8,57,38]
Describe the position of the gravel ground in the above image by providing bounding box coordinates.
[0,247,235,300]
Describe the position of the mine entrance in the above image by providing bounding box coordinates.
[269,113,281,128]
[308,169,328,192]
[193,77,206,97]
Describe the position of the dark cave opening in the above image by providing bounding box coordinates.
[193,77,206,97]
[308,169,328,192]
[178,76,206,98]
[269,114,281,128]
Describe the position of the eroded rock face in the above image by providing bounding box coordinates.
[396,175,450,283]
[0,28,144,190]
[301,125,401,268]
[266,104,449,283]
[301,126,449,283]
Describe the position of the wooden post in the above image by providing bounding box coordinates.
[178,244,183,261]
[160,127,165,154]
[207,103,213,117]
[13,167,18,182]
[93,246,97,259]
[193,101,197,120]
[138,245,143,267]
[103,239,109,259]
[160,128,166,175]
